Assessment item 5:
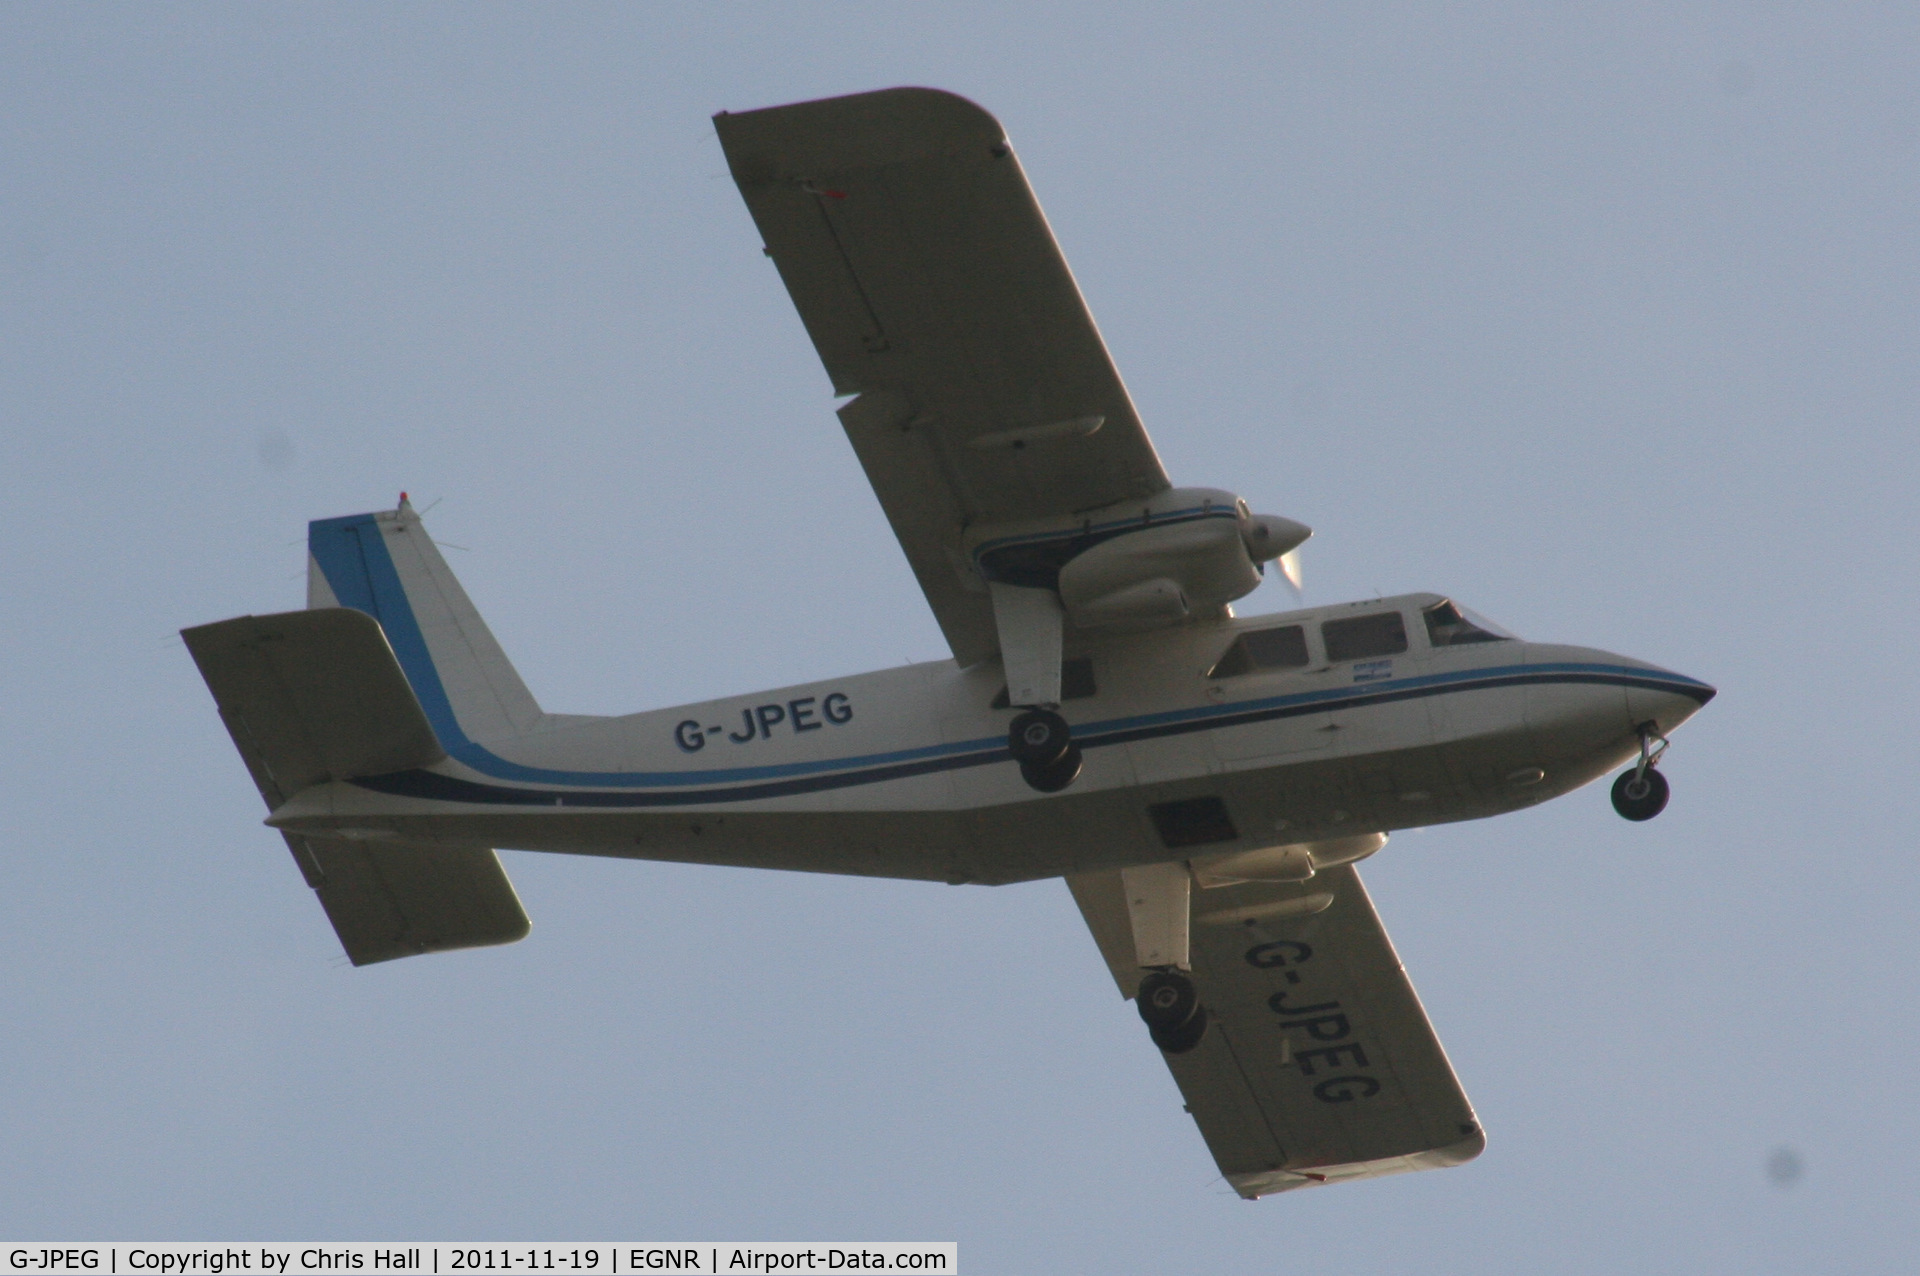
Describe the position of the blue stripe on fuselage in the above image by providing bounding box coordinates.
[310,509,1713,800]
[310,512,1022,786]
[349,664,1711,809]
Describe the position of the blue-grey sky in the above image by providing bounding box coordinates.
[4,5,1916,1270]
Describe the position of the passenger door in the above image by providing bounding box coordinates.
[1315,609,1433,760]
[1208,624,1336,762]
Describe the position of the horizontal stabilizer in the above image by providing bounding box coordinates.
[183,608,445,808]
[284,833,530,966]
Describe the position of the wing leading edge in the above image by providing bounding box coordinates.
[716,88,1170,666]
[1069,865,1483,1196]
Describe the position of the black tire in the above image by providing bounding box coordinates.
[1136,970,1200,1032]
[1611,767,1670,821]
[1150,1005,1209,1054]
[1008,708,1072,767]
[1019,743,1083,793]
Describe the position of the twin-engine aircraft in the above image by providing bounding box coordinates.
[184,89,1714,1198]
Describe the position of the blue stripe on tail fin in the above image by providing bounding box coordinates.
[308,500,543,751]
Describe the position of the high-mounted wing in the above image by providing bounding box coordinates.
[716,88,1171,667]
[1069,865,1483,1196]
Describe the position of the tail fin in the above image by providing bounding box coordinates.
[306,497,542,748]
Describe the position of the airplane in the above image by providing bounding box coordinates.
[183,87,1714,1199]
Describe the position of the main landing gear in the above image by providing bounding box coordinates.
[1008,708,1082,793]
[1137,970,1209,1054]
[1611,722,1672,821]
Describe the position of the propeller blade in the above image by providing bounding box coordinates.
[1278,548,1304,593]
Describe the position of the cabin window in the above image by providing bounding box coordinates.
[1207,625,1309,678]
[1423,599,1512,647]
[991,656,1096,708]
[1322,611,1408,662]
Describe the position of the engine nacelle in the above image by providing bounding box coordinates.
[966,485,1312,631]
[1066,577,1189,626]
[1058,515,1257,628]
[1189,832,1387,887]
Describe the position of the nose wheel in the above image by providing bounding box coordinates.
[1611,723,1672,821]
[1137,969,1209,1054]
[1009,708,1082,792]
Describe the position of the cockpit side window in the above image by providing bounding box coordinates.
[1423,599,1513,647]
[1322,611,1408,662]
[1208,625,1309,678]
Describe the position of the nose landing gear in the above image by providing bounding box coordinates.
[1136,969,1209,1054]
[1611,723,1672,821]
[1009,708,1082,793]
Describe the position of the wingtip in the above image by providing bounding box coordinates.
[714,87,1006,179]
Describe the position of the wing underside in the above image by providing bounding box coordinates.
[1069,865,1483,1196]
[716,88,1170,666]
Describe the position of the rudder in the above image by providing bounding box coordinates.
[306,497,543,749]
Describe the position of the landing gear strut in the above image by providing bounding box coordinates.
[1009,708,1082,793]
[1137,969,1209,1054]
[1611,722,1671,821]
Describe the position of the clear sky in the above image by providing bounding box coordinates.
[3,4,1916,1271]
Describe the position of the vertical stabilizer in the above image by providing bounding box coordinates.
[306,498,543,747]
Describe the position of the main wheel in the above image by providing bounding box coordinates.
[1611,767,1670,821]
[1150,1005,1209,1055]
[1136,970,1200,1032]
[1008,708,1072,767]
[1019,743,1083,793]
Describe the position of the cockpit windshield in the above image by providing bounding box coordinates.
[1422,599,1516,646]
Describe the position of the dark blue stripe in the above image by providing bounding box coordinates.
[308,508,1714,802]
[310,516,1007,781]
[969,503,1236,559]
[346,668,1712,808]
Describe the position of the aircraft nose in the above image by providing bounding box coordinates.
[1626,672,1715,735]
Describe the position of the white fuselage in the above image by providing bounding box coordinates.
[268,591,1712,886]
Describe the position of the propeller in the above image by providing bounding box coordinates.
[1241,513,1310,596]
[1277,547,1304,594]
